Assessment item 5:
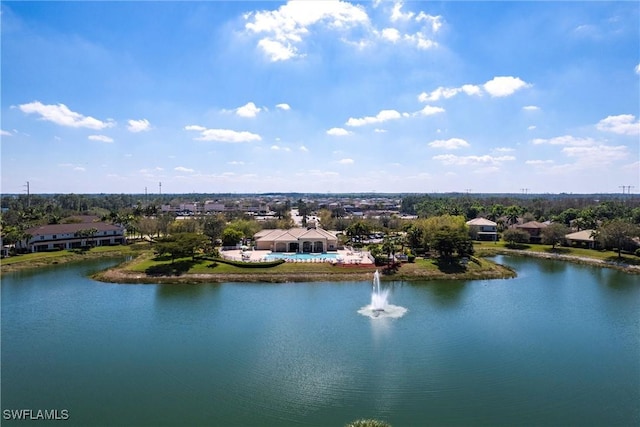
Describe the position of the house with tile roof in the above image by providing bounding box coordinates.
[564,229,597,249]
[466,218,498,241]
[515,221,548,243]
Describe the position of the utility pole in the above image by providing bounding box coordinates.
[24,181,30,208]
[159,182,162,196]
[520,188,529,195]
[145,187,148,205]
[619,185,634,195]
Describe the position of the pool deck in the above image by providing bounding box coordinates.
[222,249,374,265]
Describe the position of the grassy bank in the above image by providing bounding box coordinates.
[0,243,150,274]
[91,250,516,284]
[473,241,640,273]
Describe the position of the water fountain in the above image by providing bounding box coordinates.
[358,270,407,319]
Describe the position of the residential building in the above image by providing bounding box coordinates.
[466,218,498,241]
[17,222,126,252]
[515,221,548,243]
[565,229,597,249]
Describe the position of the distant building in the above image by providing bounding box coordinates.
[17,222,126,253]
[203,201,226,213]
[466,218,498,241]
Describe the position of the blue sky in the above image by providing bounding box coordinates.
[1,1,639,194]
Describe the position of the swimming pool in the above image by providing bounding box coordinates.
[264,252,341,261]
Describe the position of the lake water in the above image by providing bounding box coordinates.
[1,256,638,426]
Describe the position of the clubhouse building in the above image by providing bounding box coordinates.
[254,225,338,253]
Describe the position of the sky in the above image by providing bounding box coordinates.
[1,1,639,195]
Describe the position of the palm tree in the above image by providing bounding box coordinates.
[505,205,522,226]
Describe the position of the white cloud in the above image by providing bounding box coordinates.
[127,119,151,132]
[403,32,437,49]
[483,76,531,97]
[390,1,414,21]
[523,105,540,111]
[276,103,291,110]
[636,63,640,75]
[299,145,309,152]
[460,84,482,96]
[228,161,245,165]
[494,147,514,152]
[185,125,261,143]
[428,138,470,150]
[596,114,640,135]
[526,160,554,165]
[174,166,195,173]
[17,101,114,129]
[415,12,443,33]
[245,1,369,61]
[338,158,354,164]
[73,166,86,172]
[414,105,445,117]
[532,135,596,146]
[1,130,13,136]
[381,28,401,42]
[257,39,297,61]
[346,109,402,127]
[327,127,352,136]
[433,154,515,166]
[418,87,459,102]
[88,135,114,143]
[236,102,262,118]
[418,84,482,102]
[374,128,387,133]
[528,125,537,130]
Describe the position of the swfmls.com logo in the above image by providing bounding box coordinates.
[3,409,69,421]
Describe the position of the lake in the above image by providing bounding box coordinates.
[1,256,638,426]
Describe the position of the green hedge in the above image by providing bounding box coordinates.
[196,256,285,268]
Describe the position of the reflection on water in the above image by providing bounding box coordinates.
[423,281,467,306]
[155,283,219,299]
[537,258,567,274]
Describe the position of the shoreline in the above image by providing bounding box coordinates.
[476,247,640,274]
[90,252,517,284]
[0,248,138,275]
[3,246,638,283]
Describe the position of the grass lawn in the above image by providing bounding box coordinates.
[393,256,516,280]
[120,251,514,282]
[0,243,148,269]
[473,241,640,266]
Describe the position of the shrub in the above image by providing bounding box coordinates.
[502,228,530,245]
[197,256,285,268]
[635,248,640,257]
